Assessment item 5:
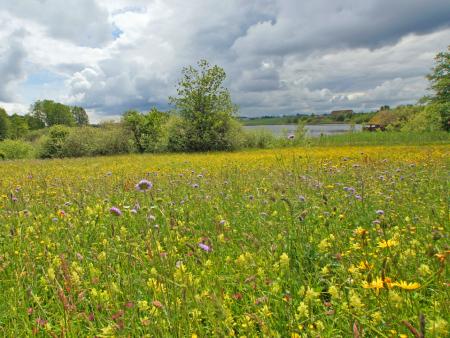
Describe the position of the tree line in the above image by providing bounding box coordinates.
[0,100,89,141]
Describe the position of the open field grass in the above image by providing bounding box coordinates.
[0,145,449,337]
[305,131,450,147]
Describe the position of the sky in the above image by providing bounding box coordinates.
[0,0,449,122]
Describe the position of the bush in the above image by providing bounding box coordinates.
[0,140,35,160]
[38,125,71,158]
[166,116,189,152]
[401,105,444,132]
[61,124,133,158]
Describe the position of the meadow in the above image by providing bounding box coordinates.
[0,145,448,337]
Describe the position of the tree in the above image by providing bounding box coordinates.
[71,106,89,126]
[8,114,29,139]
[422,46,450,130]
[31,100,76,127]
[24,114,45,130]
[122,108,169,153]
[0,108,11,141]
[169,59,238,151]
[122,110,147,153]
[426,45,450,104]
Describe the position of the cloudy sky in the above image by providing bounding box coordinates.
[0,0,449,121]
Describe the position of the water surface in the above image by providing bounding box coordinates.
[243,124,362,137]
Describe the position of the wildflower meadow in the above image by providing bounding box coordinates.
[0,145,448,337]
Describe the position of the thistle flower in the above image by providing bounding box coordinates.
[110,207,122,216]
[198,243,211,252]
[136,179,152,192]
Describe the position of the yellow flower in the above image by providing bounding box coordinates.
[279,253,290,267]
[358,260,373,270]
[296,301,309,319]
[47,267,55,281]
[349,290,364,309]
[418,264,431,276]
[394,281,420,290]
[371,311,382,324]
[377,239,398,248]
[328,285,340,299]
[362,277,384,294]
[353,227,368,236]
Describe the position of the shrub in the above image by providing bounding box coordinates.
[0,140,35,160]
[38,125,71,158]
[401,105,444,132]
[61,124,133,158]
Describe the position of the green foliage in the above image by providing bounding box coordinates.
[61,125,132,157]
[166,115,189,152]
[241,129,276,149]
[401,104,444,132]
[0,108,11,141]
[0,140,35,160]
[426,45,450,104]
[39,125,71,158]
[123,108,169,153]
[71,106,89,126]
[169,59,238,151]
[25,114,46,130]
[8,114,29,139]
[31,100,76,127]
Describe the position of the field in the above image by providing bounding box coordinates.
[0,145,449,337]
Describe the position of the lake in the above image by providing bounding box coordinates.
[243,123,362,137]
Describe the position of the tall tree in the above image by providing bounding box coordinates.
[122,110,147,153]
[31,100,76,127]
[8,114,29,139]
[24,114,45,130]
[423,46,450,130]
[71,106,89,126]
[426,45,450,104]
[169,59,238,151]
[0,107,11,141]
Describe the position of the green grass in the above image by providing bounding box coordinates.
[304,131,450,147]
[0,145,449,336]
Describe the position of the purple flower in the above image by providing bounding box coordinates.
[355,194,362,200]
[198,243,211,252]
[376,210,384,216]
[136,179,153,192]
[110,207,122,216]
